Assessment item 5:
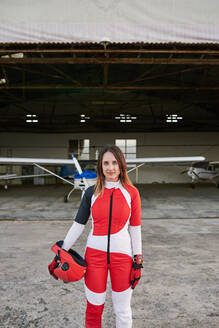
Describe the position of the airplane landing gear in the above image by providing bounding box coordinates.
[64,188,75,203]
[3,180,9,190]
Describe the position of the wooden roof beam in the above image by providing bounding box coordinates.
[1,85,219,90]
[1,49,219,54]
[1,57,219,65]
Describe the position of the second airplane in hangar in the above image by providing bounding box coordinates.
[181,160,219,188]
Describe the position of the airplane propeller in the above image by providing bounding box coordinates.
[190,169,199,179]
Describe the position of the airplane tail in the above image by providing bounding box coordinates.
[72,155,89,190]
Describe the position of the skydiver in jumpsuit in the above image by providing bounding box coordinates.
[62,145,143,328]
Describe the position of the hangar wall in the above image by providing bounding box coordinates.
[1,132,218,184]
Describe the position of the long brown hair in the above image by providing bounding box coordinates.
[94,144,133,195]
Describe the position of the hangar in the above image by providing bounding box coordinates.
[1,3,219,328]
[0,0,219,186]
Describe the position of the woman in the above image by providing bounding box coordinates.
[49,144,143,328]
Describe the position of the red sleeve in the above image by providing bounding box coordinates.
[129,187,141,226]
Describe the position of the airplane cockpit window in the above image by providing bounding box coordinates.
[193,161,209,169]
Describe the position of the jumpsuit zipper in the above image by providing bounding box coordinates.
[107,190,114,264]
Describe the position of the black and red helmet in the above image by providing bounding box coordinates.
[51,240,87,282]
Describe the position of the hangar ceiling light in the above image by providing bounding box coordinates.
[26,114,38,123]
[80,114,90,123]
[0,78,6,84]
[115,114,137,123]
[166,114,183,123]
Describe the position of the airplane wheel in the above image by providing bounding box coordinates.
[216,183,219,189]
[190,183,195,189]
[64,195,68,203]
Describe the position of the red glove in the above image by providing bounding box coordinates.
[48,255,60,280]
[130,255,143,289]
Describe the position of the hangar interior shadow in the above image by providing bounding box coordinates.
[0,42,219,133]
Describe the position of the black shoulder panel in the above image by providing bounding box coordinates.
[74,185,95,225]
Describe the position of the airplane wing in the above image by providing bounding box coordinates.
[126,156,205,164]
[0,157,77,165]
[0,157,78,186]
[126,156,206,173]
[124,156,206,173]
[0,155,89,188]
[0,155,205,166]
[78,156,206,166]
[0,155,206,191]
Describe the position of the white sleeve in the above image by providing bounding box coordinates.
[129,225,142,256]
[62,221,85,251]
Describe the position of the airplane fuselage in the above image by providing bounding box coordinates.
[187,167,218,181]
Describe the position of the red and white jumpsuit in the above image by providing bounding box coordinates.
[62,180,142,328]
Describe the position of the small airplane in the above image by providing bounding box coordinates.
[181,160,219,188]
[0,155,205,202]
[0,155,98,202]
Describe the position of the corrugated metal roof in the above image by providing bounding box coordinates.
[1,42,219,47]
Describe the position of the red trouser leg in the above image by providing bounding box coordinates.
[110,252,133,328]
[84,248,133,327]
[85,301,104,328]
[84,248,108,328]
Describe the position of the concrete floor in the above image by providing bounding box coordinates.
[0,184,219,327]
[0,183,219,220]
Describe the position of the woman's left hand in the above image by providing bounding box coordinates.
[48,255,60,280]
[130,255,143,289]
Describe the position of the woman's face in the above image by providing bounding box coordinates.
[102,151,120,182]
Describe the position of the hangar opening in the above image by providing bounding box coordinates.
[0,42,219,187]
[0,1,219,188]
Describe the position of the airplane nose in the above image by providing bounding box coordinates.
[187,169,192,177]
